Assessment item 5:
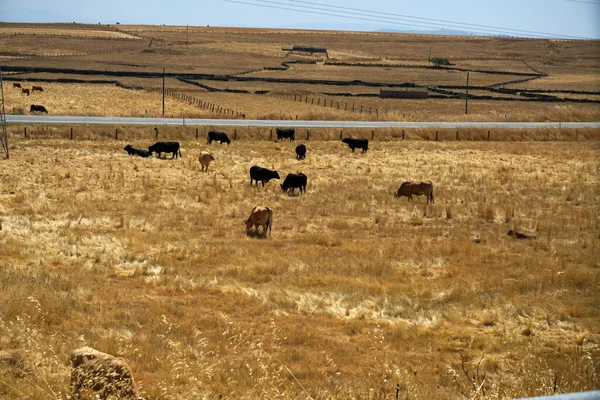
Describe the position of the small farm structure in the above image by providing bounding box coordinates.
[379,87,428,99]
[282,45,329,59]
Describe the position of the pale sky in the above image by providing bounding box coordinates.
[1,0,599,39]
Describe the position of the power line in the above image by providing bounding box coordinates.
[281,0,574,37]
[564,0,600,4]
[222,0,592,39]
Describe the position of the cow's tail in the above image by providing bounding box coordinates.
[430,186,434,204]
[178,149,182,158]
[267,208,273,236]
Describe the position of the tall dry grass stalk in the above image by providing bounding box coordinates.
[1,137,598,398]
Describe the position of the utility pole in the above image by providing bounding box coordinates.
[162,68,165,117]
[0,66,9,159]
[186,24,189,47]
[465,71,470,115]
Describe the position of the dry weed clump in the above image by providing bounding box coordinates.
[0,137,599,399]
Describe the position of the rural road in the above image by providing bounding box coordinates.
[5,115,600,129]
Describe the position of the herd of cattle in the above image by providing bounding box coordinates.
[123,129,438,239]
[12,82,48,114]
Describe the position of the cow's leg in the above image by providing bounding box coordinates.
[71,372,82,400]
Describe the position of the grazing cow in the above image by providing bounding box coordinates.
[394,181,434,204]
[124,144,152,158]
[31,85,44,92]
[30,104,48,114]
[250,165,280,187]
[198,151,215,172]
[507,229,536,239]
[207,130,231,144]
[276,128,295,142]
[148,141,181,159]
[70,347,141,400]
[21,88,30,96]
[342,138,368,153]
[295,144,307,160]
[281,173,307,195]
[13,82,21,89]
[244,206,273,237]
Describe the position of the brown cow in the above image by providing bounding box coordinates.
[21,88,30,96]
[394,181,434,204]
[198,151,215,172]
[70,347,141,399]
[244,206,273,237]
[31,85,44,92]
[13,82,22,89]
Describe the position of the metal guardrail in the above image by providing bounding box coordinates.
[519,391,600,400]
[5,115,600,129]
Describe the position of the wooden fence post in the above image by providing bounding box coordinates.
[402,129,405,140]
[234,129,237,140]
[154,127,158,139]
[24,127,27,138]
[487,130,491,141]
[115,129,118,140]
[435,131,438,141]
[456,130,459,141]
[70,127,73,140]
[371,130,374,140]
[269,129,273,140]
[340,131,343,140]
[306,130,310,140]
[196,128,198,140]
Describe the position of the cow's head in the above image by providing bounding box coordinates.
[394,183,409,197]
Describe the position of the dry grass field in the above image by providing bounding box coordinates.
[0,135,599,399]
[0,23,599,399]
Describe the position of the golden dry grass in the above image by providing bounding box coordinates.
[0,136,599,399]
[5,80,600,123]
[0,27,141,39]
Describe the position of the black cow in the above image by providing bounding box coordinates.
[342,138,368,153]
[208,131,231,144]
[295,144,307,160]
[124,144,152,158]
[281,173,307,195]
[148,141,181,159]
[276,128,295,142]
[250,165,280,187]
[30,104,48,114]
